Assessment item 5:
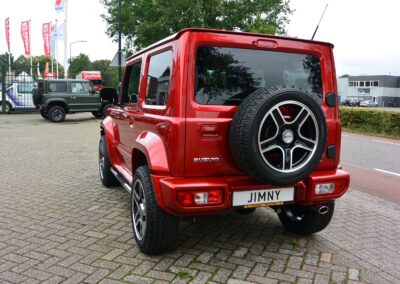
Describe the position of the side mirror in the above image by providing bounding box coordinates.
[100,87,118,103]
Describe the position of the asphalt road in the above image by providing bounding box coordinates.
[340,132,400,203]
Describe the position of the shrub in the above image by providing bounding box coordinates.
[339,107,400,138]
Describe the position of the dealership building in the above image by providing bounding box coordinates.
[338,75,400,107]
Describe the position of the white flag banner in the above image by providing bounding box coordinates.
[52,23,64,39]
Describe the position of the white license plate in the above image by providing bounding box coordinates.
[232,187,294,208]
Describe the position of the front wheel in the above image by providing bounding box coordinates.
[91,111,103,118]
[40,110,48,119]
[99,136,119,186]
[131,166,179,254]
[48,106,66,122]
[0,101,12,113]
[278,201,334,235]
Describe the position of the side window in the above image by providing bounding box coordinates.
[71,82,91,94]
[123,61,142,103]
[145,50,173,106]
[48,82,67,93]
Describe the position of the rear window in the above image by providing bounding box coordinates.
[48,82,67,93]
[195,46,323,105]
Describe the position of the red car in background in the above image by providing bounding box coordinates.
[76,71,103,92]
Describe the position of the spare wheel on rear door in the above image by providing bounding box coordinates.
[229,86,327,186]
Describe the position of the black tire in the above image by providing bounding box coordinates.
[48,105,66,122]
[91,111,103,118]
[99,136,119,186]
[39,110,48,119]
[230,86,327,186]
[32,88,41,105]
[278,201,334,235]
[101,103,112,118]
[131,166,179,254]
[0,101,12,113]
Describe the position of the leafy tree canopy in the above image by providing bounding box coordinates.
[101,0,293,51]
[68,54,91,78]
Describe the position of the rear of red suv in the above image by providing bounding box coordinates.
[99,29,350,254]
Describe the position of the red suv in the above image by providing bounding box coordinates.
[98,28,350,254]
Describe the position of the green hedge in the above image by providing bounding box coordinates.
[339,107,400,138]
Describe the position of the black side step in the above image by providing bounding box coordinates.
[110,167,131,194]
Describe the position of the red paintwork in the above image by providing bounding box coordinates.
[77,71,103,91]
[100,28,349,216]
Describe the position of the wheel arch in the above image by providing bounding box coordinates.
[46,99,69,112]
[133,131,169,175]
[100,116,120,166]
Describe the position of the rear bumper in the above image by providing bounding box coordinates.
[152,169,350,216]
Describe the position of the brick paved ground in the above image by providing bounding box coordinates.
[0,113,399,284]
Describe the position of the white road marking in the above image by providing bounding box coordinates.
[372,139,400,146]
[374,168,400,177]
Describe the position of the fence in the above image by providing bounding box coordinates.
[1,63,38,113]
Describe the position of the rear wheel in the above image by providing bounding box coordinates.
[131,166,179,254]
[278,201,334,235]
[0,101,12,113]
[39,110,48,119]
[48,106,66,122]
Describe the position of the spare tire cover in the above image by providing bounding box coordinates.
[229,86,327,186]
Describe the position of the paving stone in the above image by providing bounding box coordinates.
[146,270,175,281]
[85,269,110,284]
[320,252,332,263]
[348,268,360,281]
[212,268,232,283]
[124,274,154,284]
[232,265,251,280]
[246,275,278,284]
[190,271,212,284]
[196,251,214,264]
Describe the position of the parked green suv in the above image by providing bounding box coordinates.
[33,79,110,122]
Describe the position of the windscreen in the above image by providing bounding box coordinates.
[195,46,322,105]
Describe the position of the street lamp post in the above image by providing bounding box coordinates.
[69,40,87,78]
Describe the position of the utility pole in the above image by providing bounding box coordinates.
[118,0,122,84]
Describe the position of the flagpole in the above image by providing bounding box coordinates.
[56,19,59,79]
[50,21,54,77]
[63,0,68,78]
[29,20,33,77]
[8,52,11,74]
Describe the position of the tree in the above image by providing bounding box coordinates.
[68,53,91,78]
[101,0,293,51]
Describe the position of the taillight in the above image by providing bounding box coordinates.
[177,190,223,206]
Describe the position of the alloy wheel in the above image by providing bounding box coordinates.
[132,179,146,240]
[258,100,319,173]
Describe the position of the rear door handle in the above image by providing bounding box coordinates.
[71,96,77,99]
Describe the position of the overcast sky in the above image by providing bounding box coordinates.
[1,0,399,76]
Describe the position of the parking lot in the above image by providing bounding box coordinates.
[1,113,399,284]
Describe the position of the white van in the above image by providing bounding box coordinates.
[0,82,36,113]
